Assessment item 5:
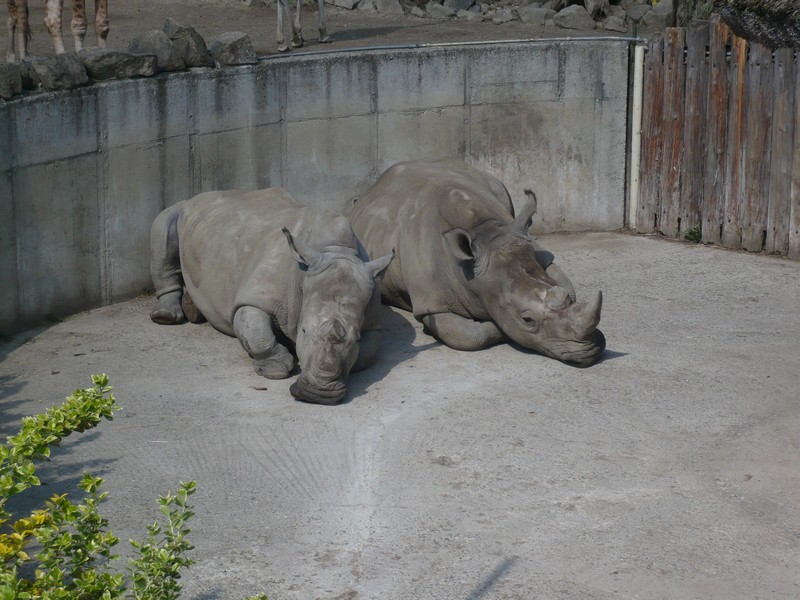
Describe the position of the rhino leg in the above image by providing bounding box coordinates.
[233,306,296,379]
[421,313,506,351]
[150,205,186,325]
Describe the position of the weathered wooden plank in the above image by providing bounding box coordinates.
[721,35,748,250]
[740,43,774,252]
[702,16,730,245]
[659,27,687,238]
[637,37,664,233]
[680,20,709,240]
[765,48,795,255]
[790,51,800,260]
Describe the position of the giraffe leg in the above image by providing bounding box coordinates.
[291,0,303,48]
[70,0,87,51]
[94,0,108,48]
[316,0,329,43]
[43,0,66,54]
[7,0,31,62]
[276,0,289,52]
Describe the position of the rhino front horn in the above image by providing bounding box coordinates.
[568,290,602,337]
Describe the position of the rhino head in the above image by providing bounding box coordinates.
[282,227,394,405]
[442,191,605,367]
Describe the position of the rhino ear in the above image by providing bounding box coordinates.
[443,228,475,262]
[282,227,319,268]
[367,249,395,280]
[515,189,538,230]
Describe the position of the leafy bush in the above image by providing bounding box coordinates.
[0,375,267,600]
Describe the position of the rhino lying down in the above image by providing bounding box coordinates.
[150,189,394,405]
[350,158,606,367]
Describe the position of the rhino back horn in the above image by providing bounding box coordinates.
[515,190,537,229]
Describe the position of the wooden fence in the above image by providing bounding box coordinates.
[635,16,800,259]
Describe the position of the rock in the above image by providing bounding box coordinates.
[608,5,625,18]
[644,0,675,28]
[408,5,427,17]
[210,32,258,66]
[604,15,628,32]
[0,62,23,100]
[492,8,517,24]
[626,3,651,23]
[427,1,456,18]
[443,0,474,11]
[129,30,186,72]
[359,0,377,11]
[333,0,360,7]
[456,9,481,21]
[584,0,609,19]
[18,60,39,90]
[375,0,405,14]
[27,53,89,91]
[554,5,595,30]
[163,19,214,68]
[518,6,555,25]
[79,48,158,80]
[652,0,675,17]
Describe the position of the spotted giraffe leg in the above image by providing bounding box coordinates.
[6,0,30,62]
[276,0,289,52]
[316,0,329,43]
[70,0,87,51]
[43,0,66,53]
[94,0,108,48]
[291,0,303,48]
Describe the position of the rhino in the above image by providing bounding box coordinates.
[349,158,605,366]
[149,188,394,405]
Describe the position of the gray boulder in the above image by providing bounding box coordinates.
[0,62,22,100]
[333,0,360,7]
[408,5,427,17]
[79,48,158,80]
[604,15,628,32]
[492,8,517,23]
[644,0,675,28]
[210,32,258,66]
[129,30,186,72]
[626,3,651,23]
[443,0,474,11]
[554,5,595,30]
[456,8,481,21]
[518,5,555,25]
[27,53,89,91]
[427,1,456,18]
[375,0,405,14]
[359,0,377,11]
[163,18,214,68]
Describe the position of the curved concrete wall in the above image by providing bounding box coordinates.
[0,39,631,333]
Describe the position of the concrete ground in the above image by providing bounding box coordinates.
[1,232,799,600]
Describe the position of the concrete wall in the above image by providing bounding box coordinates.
[0,39,631,333]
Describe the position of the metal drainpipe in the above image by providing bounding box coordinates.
[628,43,645,230]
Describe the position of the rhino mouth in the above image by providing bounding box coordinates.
[289,378,347,406]
[550,329,606,367]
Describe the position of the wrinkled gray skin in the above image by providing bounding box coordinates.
[349,158,605,366]
[150,188,394,404]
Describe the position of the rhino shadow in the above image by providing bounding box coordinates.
[343,306,437,402]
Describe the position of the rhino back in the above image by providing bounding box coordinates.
[351,158,515,317]
[175,189,312,336]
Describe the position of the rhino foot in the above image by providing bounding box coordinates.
[252,346,296,379]
[181,289,206,324]
[150,291,186,325]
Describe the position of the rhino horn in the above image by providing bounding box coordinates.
[568,290,602,337]
[515,190,538,230]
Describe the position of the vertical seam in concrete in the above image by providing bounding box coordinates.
[464,50,471,160]
[371,56,379,182]
[279,63,288,188]
[8,103,21,326]
[96,87,111,305]
[188,74,200,196]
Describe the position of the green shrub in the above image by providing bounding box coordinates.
[0,375,267,600]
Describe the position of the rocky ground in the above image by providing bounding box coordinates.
[1,0,676,98]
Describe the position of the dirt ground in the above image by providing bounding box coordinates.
[3,0,630,60]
